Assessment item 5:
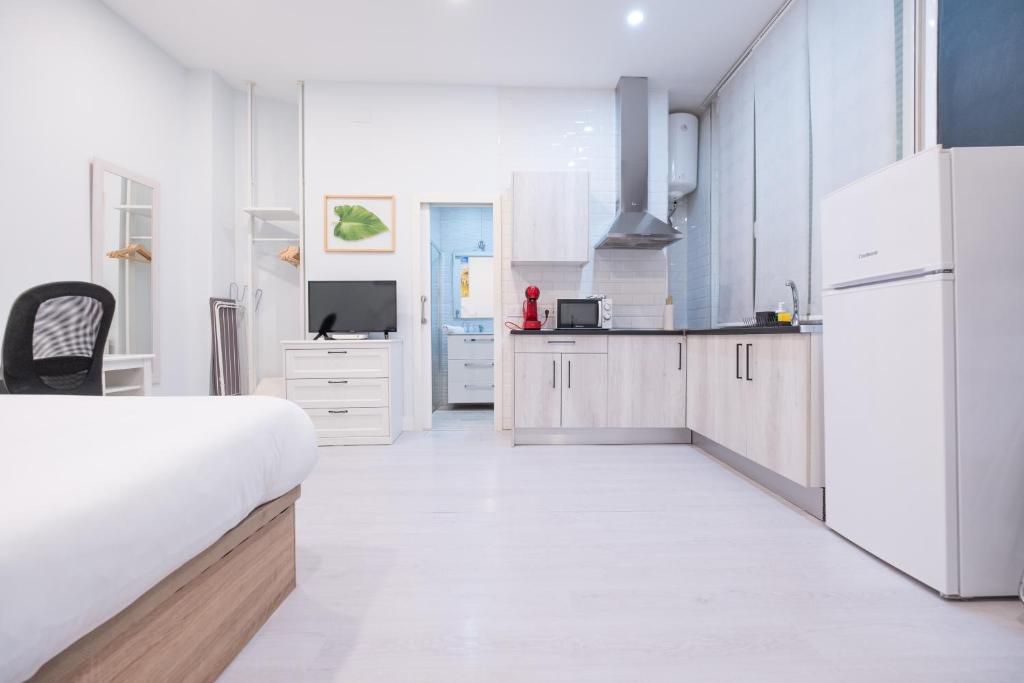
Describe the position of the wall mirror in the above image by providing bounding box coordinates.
[90,160,159,378]
[452,253,494,320]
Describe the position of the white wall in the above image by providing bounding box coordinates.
[303,82,501,424]
[0,0,237,395]
[303,82,669,429]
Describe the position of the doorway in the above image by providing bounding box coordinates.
[415,200,501,431]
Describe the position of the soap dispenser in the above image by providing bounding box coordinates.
[776,301,792,325]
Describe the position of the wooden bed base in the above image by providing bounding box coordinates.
[28,486,301,683]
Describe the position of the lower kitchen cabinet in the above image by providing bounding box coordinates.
[607,336,686,428]
[513,352,562,429]
[686,335,745,453]
[512,334,689,442]
[560,353,608,428]
[744,336,811,484]
[686,333,822,487]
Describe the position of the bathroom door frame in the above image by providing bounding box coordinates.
[414,196,503,431]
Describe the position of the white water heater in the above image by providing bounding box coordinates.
[669,112,698,200]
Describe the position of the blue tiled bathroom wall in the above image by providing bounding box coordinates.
[430,206,495,409]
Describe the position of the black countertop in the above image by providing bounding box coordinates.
[684,325,809,335]
[510,325,817,336]
[509,328,685,335]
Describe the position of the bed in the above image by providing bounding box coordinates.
[0,395,318,683]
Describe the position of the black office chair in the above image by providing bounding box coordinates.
[2,282,115,395]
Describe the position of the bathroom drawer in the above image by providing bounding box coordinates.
[286,378,388,408]
[447,334,495,360]
[513,335,607,354]
[285,347,388,379]
[448,362,494,404]
[305,407,389,439]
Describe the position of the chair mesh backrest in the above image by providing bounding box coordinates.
[2,282,115,395]
[32,296,104,390]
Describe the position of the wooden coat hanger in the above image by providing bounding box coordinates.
[278,245,300,267]
[106,243,152,263]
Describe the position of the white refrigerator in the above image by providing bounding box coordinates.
[822,145,1024,598]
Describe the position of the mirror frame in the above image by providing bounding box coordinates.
[90,158,160,383]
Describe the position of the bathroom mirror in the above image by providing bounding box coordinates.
[452,253,493,319]
[90,160,159,377]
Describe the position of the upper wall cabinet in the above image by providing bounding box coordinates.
[512,171,589,265]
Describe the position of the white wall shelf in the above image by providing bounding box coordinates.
[243,206,300,222]
[114,204,153,218]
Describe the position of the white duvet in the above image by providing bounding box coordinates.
[0,395,318,683]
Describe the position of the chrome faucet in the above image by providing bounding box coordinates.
[784,280,800,326]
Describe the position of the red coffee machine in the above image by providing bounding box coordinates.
[522,285,542,330]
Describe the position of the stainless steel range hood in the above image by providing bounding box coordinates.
[596,76,682,250]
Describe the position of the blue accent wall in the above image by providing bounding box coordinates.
[938,0,1024,147]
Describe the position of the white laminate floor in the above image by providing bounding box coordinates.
[219,431,1024,683]
[432,408,495,431]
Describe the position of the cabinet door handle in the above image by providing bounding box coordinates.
[328,350,348,355]
[328,409,349,414]
[568,360,572,389]
[552,359,557,388]
[547,340,576,344]
[464,384,495,390]
[420,295,427,324]
[746,344,752,381]
[464,362,494,368]
[736,344,742,379]
[327,380,349,384]
[678,342,683,370]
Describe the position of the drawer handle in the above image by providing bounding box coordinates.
[464,384,495,390]
[466,338,494,343]
[547,340,576,344]
[327,380,349,384]
[328,409,349,414]
[328,350,348,355]
[464,362,494,368]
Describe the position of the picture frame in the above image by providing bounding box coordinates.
[323,194,396,253]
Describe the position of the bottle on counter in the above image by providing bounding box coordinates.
[776,301,793,324]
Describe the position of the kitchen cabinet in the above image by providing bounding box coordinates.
[514,351,608,429]
[607,336,686,428]
[686,333,820,487]
[514,352,562,429]
[686,336,744,452]
[560,353,608,428]
[512,171,590,264]
[744,336,811,484]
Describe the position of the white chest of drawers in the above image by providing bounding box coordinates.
[282,340,403,446]
[446,333,494,404]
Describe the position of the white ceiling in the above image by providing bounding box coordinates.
[101,0,785,110]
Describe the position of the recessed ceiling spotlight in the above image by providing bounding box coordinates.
[627,10,645,27]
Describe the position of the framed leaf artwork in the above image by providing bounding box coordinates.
[323,195,396,253]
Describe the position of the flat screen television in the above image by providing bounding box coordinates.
[308,280,397,335]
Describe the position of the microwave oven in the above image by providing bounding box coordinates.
[556,298,613,329]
